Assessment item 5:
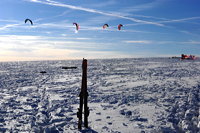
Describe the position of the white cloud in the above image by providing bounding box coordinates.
[124,40,200,45]
[0,35,97,50]
[25,0,163,26]
[0,34,126,61]
[159,16,200,23]
[0,19,21,23]
[124,40,152,44]
[0,23,22,30]
[123,0,165,12]
[183,41,200,45]
[76,38,91,40]
[85,0,117,8]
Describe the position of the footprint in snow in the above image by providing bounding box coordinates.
[108,122,112,125]
[123,123,127,126]
[106,116,111,119]
[96,112,101,115]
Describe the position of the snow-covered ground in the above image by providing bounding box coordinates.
[0,58,199,133]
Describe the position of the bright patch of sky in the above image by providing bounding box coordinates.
[0,0,200,61]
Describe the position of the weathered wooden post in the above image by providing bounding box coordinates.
[77,58,89,130]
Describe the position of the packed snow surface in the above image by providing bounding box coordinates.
[0,58,199,133]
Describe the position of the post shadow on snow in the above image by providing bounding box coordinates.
[80,128,98,133]
[160,127,176,133]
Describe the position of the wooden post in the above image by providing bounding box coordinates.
[77,93,83,130]
[77,58,89,130]
[83,59,89,128]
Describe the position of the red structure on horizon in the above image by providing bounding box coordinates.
[181,54,196,60]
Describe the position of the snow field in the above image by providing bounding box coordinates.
[0,58,199,132]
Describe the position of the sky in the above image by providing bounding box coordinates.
[0,0,200,61]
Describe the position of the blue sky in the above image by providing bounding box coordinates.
[0,0,200,61]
